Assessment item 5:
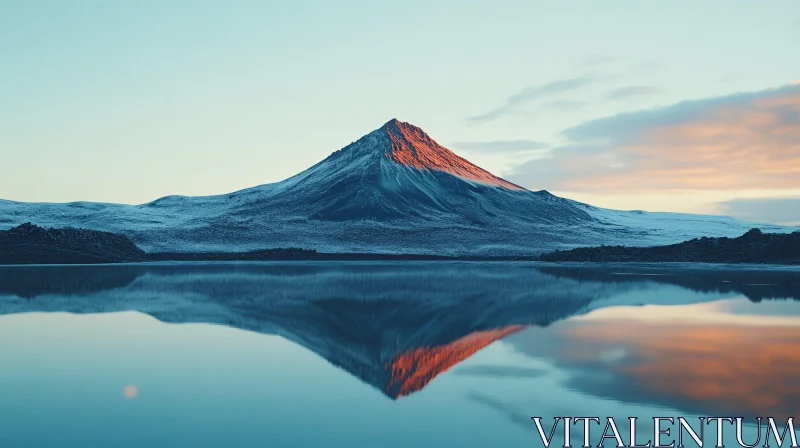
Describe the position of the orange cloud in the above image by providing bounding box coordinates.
[513,84,800,193]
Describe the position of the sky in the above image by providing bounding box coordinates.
[1,0,799,224]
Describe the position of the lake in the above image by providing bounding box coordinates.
[0,262,799,447]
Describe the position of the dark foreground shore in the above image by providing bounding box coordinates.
[540,228,800,264]
[1,223,798,265]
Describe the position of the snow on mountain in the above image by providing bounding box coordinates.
[0,119,794,255]
[573,202,791,246]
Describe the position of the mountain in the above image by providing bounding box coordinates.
[0,119,793,255]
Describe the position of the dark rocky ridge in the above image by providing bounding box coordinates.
[0,223,528,264]
[539,228,800,264]
[2,224,799,265]
[0,223,471,264]
[0,222,146,264]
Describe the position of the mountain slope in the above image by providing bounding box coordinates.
[0,119,793,255]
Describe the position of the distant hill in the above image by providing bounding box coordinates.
[539,228,800,264]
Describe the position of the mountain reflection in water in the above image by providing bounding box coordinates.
[0,261,798,447]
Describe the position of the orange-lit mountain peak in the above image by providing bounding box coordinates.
[381,117,403,128]
[378,119,526,191]
[383,325,526,399]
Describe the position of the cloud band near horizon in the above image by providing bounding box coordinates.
[510,83,800,194]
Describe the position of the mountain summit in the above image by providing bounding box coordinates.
[378,119,523,190]
[252,119,583,224]
[0,120,792,255]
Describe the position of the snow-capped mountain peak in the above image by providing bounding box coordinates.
[374,118,525,190]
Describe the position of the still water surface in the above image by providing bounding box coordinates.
[0,262,798,447]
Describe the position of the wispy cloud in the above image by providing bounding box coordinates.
[468,76,596,124]
[453,139,548,153]
[542,99,588,110]
[582,55,614,67]
[604,85,662,101]
[635,60,662,72]
[509,83,800,193]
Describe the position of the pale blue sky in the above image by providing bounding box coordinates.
[1,1,798,220]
